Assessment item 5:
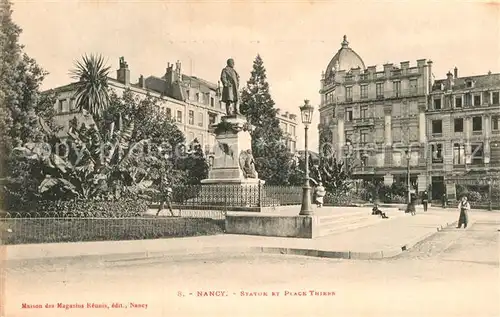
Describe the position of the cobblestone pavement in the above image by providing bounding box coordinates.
[5,218,499,317]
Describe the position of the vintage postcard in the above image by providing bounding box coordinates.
[1,0,499,316]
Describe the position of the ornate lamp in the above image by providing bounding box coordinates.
[299,100,315,216]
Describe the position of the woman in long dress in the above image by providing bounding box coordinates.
[314,182,327,208]
[457,195,471,229]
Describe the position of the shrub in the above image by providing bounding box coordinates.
[324,192,355,206]
[33,198,149,217]
[466,191,482,202]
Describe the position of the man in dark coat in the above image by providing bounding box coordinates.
[156,176,175,217]
[220,58,240,116]
[422,191,429,212]
[457,195,471,229]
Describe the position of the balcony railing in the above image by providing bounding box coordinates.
[337,88,425,104]
[352,117,375,126]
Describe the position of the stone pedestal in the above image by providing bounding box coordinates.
[195,115,264,208]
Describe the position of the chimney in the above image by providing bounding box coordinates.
[117,57,130,86]
[175,60,182,75]
[165,62,176,85]
[446,71,454,90]
[454,67,458,78]
[400,61,410,69]
[138,75,145,89]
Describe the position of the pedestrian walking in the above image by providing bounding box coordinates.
[156,176,175,217]
[456,195,471,229]
[422,191,429,212]
[406,191,417,216]
[442,193,448,209]
[314,182,326,208]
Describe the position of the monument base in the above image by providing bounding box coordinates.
[225,214,319,238]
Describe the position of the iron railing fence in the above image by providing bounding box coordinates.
[150,184,303,210]
[0,210,225,245]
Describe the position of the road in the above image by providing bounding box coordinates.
[4,215,499,317]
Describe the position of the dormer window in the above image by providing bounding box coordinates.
[466,80,475,88]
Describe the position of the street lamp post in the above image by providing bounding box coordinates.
[488,178,492,211]
[299,100,314,216]
[405,149,411,204]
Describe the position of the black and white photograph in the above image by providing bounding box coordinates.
[1,1,499,316]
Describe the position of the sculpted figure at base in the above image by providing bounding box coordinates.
[220,58,240,116]
[239,149,258,179]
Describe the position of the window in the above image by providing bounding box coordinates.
[290,125,296,136]
[195,93,200,102]
[473,95,481,106]
[345,87,352,101]
[455,96,462,108]
[493,92,499,104]
[186,90,190,100]
[360,150,368,166]
[360,106,368,119]
[454,118,464,132]
[210,97,215,107]
[464,93,472,106]
[493,116,499,130]
[176,110,182,123]
[409,79,418,94]
[466,81,473,88]
[345,132,353,143]
[280,122,287,132]
[393,81,401,97]
[431,144,443,163]
[188,110,194,125]
[471,143,484,165]
[165,108,172,119]
[376,83,384,98]
[360,131,368,144]
[433,98,442,110]
[209,114,217,126]
[432,120,443,134]
[345,109,353,121]
[69,98,75,110]
[58,100,64,112]
[453,143,465,165]
[198,112,203,127]
[472,116,482,132]
[360,85,368,99]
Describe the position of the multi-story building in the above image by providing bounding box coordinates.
[276,108,298,152]
[49,58,226,155]
[318,36,432,191]
[426,69,500,200]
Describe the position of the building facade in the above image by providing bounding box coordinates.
[50,58,226,156]
[426,69,500,200]
[276,108,298,153]
[318,36,432,191]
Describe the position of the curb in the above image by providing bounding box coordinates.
[5,218,458,265]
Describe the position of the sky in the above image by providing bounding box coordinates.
[11,0,500,152]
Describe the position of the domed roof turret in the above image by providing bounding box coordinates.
[325,35,365,78]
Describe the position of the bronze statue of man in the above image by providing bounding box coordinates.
[220,58,240,116]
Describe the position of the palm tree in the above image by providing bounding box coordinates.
[70,54,111,119]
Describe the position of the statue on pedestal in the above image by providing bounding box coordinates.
[220,58,240,116]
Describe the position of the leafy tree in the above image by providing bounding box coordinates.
[104,89,207,186]
[11,118,154,201]
[317,156,353,195]
[70,54,111,120]
[0,0,58,177]
[177,138,209,185]
[240,55,293,185]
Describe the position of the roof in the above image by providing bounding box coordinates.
[325,35,365,78]
[433,73,500,91]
